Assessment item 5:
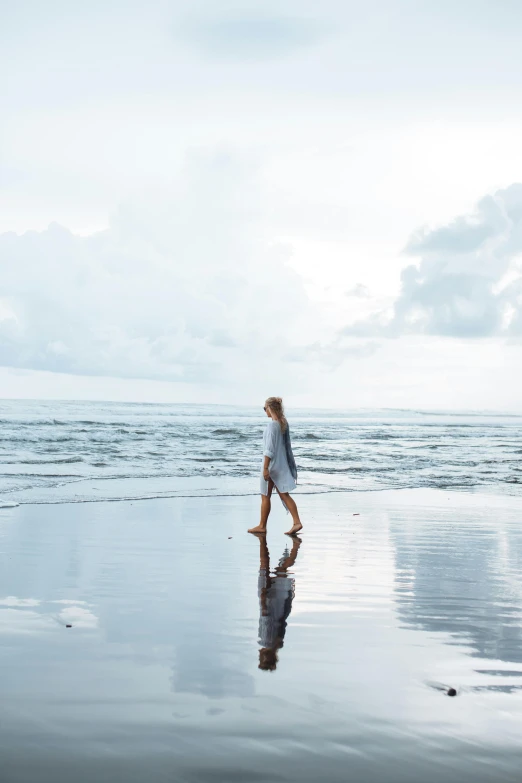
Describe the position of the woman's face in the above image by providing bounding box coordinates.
[264,404,271,418]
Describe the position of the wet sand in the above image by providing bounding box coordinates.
[1,488,522,783]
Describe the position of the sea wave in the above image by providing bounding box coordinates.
[1,400,522,504]
[211,428,250,437]
[19,457,84,465]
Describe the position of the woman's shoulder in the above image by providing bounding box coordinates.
[267,419,281,430]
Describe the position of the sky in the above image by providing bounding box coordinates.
[2,0,522,409]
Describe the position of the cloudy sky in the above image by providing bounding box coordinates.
[2,0,522,409]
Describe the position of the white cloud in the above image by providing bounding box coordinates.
[0,152,321,385]
[343,184,522,339]
[285,337,378,369]
[345,285,371,299]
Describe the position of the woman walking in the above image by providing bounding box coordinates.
[248,397,302,536]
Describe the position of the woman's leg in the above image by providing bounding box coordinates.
[248,480,274,533]
[278,492,303,535]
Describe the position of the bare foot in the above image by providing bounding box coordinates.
[285,523,303,536]
[248,525,267,535]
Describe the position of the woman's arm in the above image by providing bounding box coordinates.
[263,422,277,480]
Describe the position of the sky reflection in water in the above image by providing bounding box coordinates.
[0,489,521,782]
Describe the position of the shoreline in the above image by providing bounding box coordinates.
[3,480,522,509]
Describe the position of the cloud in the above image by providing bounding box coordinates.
[343,183,522,338]
[181,12,324,60]
[0,152,318,383]
[345,284,370,298]
[285,337,378,369]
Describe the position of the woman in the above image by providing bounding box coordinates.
[248,397,302,536]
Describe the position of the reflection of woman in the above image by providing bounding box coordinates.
[248,396,302,536]
[256,534,301,671]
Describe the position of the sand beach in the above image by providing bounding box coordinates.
[1,487,522,783]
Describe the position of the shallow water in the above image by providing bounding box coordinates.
[2,400,522,504]
[1,489,521,782]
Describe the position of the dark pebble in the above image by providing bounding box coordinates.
[66,624,72,628]
[447,688,457,697]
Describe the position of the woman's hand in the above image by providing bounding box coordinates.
[263,469,270,481]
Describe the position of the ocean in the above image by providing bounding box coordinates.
[2,400,522,782]
[1,399,521,506]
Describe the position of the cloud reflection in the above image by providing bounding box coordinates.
[391,510,522,667]
[0,596,98,634]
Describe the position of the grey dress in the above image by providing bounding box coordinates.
[260,420,297,496]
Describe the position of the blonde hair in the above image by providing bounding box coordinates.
[265,397,288,433]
